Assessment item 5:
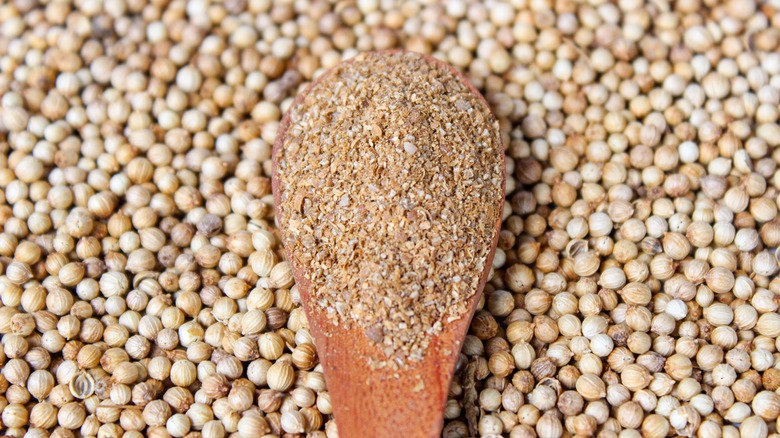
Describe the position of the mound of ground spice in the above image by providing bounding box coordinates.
[274,51,504,365]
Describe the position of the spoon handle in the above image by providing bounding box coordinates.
[309,314,465,438]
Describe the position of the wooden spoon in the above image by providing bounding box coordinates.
[272,51,505,438]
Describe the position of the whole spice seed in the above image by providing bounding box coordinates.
[274,51,503,365]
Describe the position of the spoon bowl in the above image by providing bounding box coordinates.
[272,51,505,438]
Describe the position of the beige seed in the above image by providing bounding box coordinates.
[68,371,95,399]
[269,261,295,288]
[267,361,295,391]
[576,374,606,401]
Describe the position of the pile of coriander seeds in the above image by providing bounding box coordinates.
[0,0,779,437]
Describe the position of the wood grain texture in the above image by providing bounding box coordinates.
[272,50,505,438]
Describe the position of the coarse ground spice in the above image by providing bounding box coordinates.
[274,51,504,365]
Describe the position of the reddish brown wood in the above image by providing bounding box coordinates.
[272,51,505,438]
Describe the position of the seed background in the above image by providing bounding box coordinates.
[1,0,780,437]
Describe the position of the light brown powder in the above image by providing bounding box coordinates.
[274,51,503,365]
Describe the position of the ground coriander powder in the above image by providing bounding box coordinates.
[274,51,504,365]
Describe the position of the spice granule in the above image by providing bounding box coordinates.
[275,51,504,365]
